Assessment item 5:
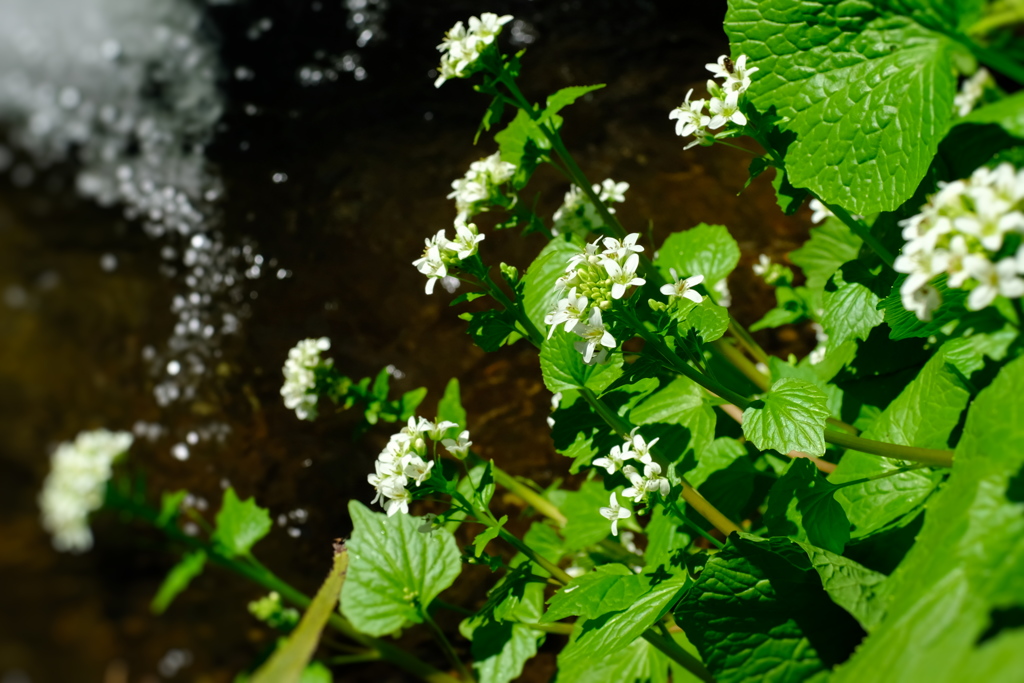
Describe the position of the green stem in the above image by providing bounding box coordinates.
[968,3,1024,36]
[833,464,929,490]
[727,318,770,365]
[666,499,725,550]
[422,610,475,683]
[486,461,568,527]
[819,198,897,269]
[641,629,715,683]
[108,491,461,683]
[824,429,954,467]
[519,621,574,635]
[327,653,382,665]
[478,268,545,346]
[497,527,574,584]
[431,598,475,617]
[712,338,770,392]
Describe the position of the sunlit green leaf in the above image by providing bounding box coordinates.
[212,488,272,558]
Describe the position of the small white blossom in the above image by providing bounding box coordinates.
[599,492,632,537]
[669,88,707,139]
[953,68,993,117]
[450,219,486,259]
[593,443,636,475]
[448,151,516,216]
[706,54,758,95]
[808,199,832,224]
[383,486,412,517]
[595,179,629,209]
[603,253,646,299]
[753,254,771,276]
[902,282,942,322]
[714,278,732,308]
[39,429,133,552]
[600,234,644,262]
[573,308,617,364]
[545,287,589,337]
[627,428,659,463]
[707,91,746,129]
[442,430,473,459]
[434,13,512,88]
[660,269,704,304]
[281,337,332,421]
[966,256,1024,310]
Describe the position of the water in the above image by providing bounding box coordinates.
[0,1,808,680]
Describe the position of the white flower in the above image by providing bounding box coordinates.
[706,54,758,95]
[403,456,435,486]
[442,430,473,459]
[660,269,704,303]
[966,256,1024,310]
[595,178,629,210]
[598,492,632,537]
[600,234,644,262]
[714,278,732,308]
[707,92,746,129]
[621,462,670,503]
[39,429,133,552]
[448,152,516,216]
[450,219,485,259]
[572,308,617,363]
[808,199,832,225]
[953,68,992,117]
[627,429,659,463]
[603,253,646,299]
[545,287,589,337]
[413,230,451,295]
[383,486,412,517]
[901,282,942,322]
[593,443,636,475]
[434,13,512,88]
[753,254,771,276]
[281,337,332,421]
[670,88,707,139]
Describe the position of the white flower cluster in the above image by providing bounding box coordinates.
[545,232,647,363]
[953,68,993,117]
[895,163,1024,320]
[595,429,670,535]
[448,151,517,218]
[39,429,133,553]
[434,13,512,88]
[367,417,470,516]
[281,337,332,421]
[413,218,486,294]
[551,178,630,237]
[670,54,757,149]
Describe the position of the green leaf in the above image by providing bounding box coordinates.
[558,480,623,551]
[630,375,716,464]
[494,109,552,188]
[678,298,729,343]
[541,564,640,623]
[831,339,973,537]
[151,550,206,614]
[522,234,583,334]
[769,357,843,418]
[437,378,467,428]
[212,488,272,558]
[157,490,188,526]
[399,387,427,420]
[726,0,964,214]
[790,218,863,291]
[460,308,520,352]
[821,267,884,349]
[742,378,830,456]
[771,164,810,214]
[557,572,690,674]
[675,534,862,683]
[340,501,460,636]
[797,543,887,632]
[298,663,332,683]
[644,505,692,571]
[252,553,348,683]
[461,566,546,683]
[473,516,507,557]
[539,329,621,393]
[765,458,850,554]
[654,223,740,288]
[958,90,1024,138]
[557,634,673,683]
[833,355,1024,682]
[543,85,605,119]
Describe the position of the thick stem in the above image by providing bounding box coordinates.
[823,429,954,467]
[497,527,574,584]
[641,630,716,683]
[488,462,568,527]
[479,269,545,346]
[712,338,770,391]
[422,610,475,683]
[820,199,897,269]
